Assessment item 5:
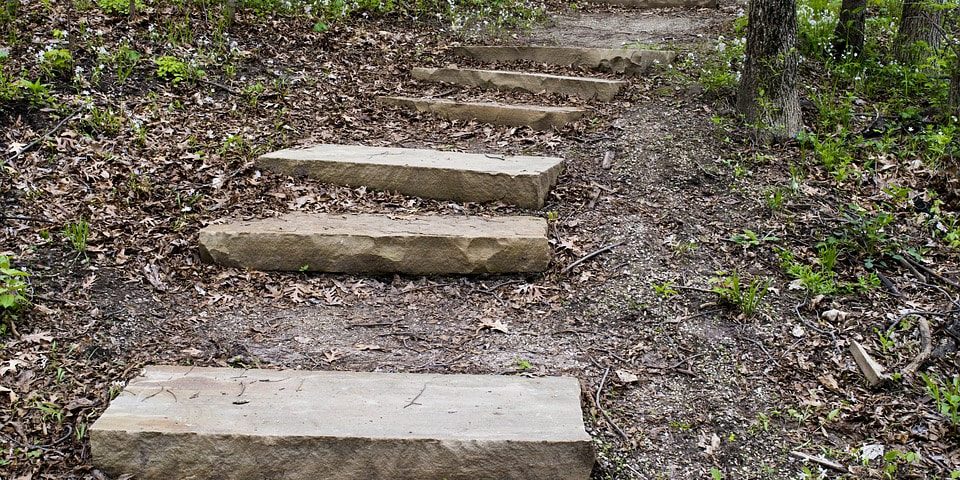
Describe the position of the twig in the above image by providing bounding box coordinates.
[675,285,716,294]
[874,270,902,297]
[0,214,55,224]
[4,107,82,164]
[403,384,428,408]
[902,254,960,289]
[562,241,625,274]
[894,254,926,283]
[594,366,631,443]
[790,450,848,473]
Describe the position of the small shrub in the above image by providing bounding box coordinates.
[921,373,960,426]
[62,219,90,254]
[96,0,144,15]
[0,255,30,336]
[154,55,202,84]
[39,48,73,78]
[710,271,769,317]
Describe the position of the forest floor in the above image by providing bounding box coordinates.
[1,1,959,479]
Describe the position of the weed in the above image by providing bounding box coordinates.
[97,0,143,15]
[39,48,74,78]
[0,255,30,335]
[709,467,723,480]
[154,55,203,84]
[112,44,141,84]
[16,78,52,105]
[62,219,90,254]
[515,358,532,371]
[710,271,769,317]
[920,373,960,426]
[83,106,123,136]
[651,280,678,299]
[730,229,779,247]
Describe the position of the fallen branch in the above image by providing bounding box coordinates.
[594,366,631,444]
[4,107,83,164]
[902,254,960,289]
[562,241,625,274]
[903,315,932,376]
[790,450,848,473]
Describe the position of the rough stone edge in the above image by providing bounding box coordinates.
[377,96,585,130]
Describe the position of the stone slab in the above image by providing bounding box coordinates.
[583,0,717,7]
[453,46,677,75]
[198,212,551,274]
[411,66,627,101]
[257,144,564,209]
[91,366,595,480]
[377,96,585,130]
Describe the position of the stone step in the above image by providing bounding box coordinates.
[91,366,595,480]
[198,212,551,274]
[411,66,627,101]
[377,96,585,130]
[584,0,717,7]
[257,144,564,209]
[453,46,677,75]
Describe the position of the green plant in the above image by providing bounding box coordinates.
[730,229,779,247]
[154,55,203,84]
[83,106,123,136]
[652,281,678,299]
[96,0,143,15]
[709,467,723,480]
[710,271,769,317]
[920,373,960,426]
[0,256,30,329]
[112,44,141,84]
[515,358,532,371]
[40,48,74,78]
[16,78,52,105]
[62,219,90,254]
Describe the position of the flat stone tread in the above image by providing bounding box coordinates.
[203,212,548,238]
[455,45,677,61]
[259,144,563,176]
[379,96,586,113]
[92,366,590,442]
[412,67,628,86]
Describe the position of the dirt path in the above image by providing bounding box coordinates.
[8,0,956,478]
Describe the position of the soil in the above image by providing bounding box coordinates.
[1,1,958,479]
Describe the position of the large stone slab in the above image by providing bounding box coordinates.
[453,46,677,75]
[411,66,627,101]
[583,0,717,7]
[198,212,551,274]
[377,96,585,130]
[257,144,564,209]
[91,366,595,480]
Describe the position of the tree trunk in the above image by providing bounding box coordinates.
[894,0,944,65]
[951,55,960,117]
[831,0,866,59]
[736,0,802,141]
[129,0,136,17]
[224,0,238,27]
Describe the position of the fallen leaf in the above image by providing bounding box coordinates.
[615,369,639,383]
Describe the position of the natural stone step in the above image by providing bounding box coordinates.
[91,366,595,480]
[411,66,627,101]
[453,46,677,75]
[377,96,585,130]
[257,144,564,209]
[583,0,717,7]
[198,212,551,274]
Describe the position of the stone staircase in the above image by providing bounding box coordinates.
[91,42,681,479]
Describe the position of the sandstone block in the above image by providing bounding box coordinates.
[91,366,595,480]
[257,144,564,209]
[453,46,677,75]
[198,213,551,274]
[377,96,585,130]
[411,66,627,101]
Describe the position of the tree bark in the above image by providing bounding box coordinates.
[831,0,866,59]
[951,55,960,117]
[224,0,238,27]
[894,0,945,65]
[736,0,802,141]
